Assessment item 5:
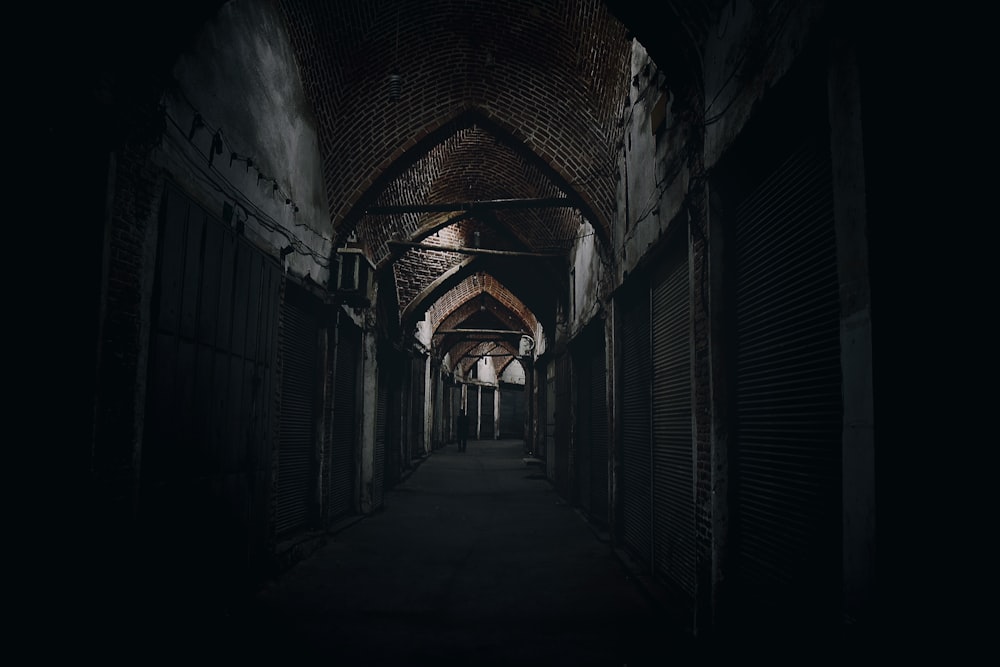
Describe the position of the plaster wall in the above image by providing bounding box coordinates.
[567,220,606,338]
[157,0,332,284]
[415,317,434,350]
[500,359,526,385]
[702,0,829,170]
[475,357,498,385]
[532,322,547,359]
[617,40,690,282]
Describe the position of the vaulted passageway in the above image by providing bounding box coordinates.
[33,0,889,660]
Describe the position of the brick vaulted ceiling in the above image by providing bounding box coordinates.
[44,0,720,361]
[275,0,633,354]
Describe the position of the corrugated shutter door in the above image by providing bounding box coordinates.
[275,297,319,537]
[651,241,696,598]
[144,184,281,581]
[733,134,841,622]
[574,350,591,512]
[554,354,572,497]
[451,385,461,442]
[482,387,495,440]
[512,385,526,440]
[328,317,358,521]
[589,340,609,527]
[406,357,422,459]
[500,384,525,439]
[466,385,478,442]
[374,363,387,509]
[621,285,652,569]
[544,364,555,476]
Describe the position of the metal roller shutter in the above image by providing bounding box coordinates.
[466,384,478,442]
[482,387,495,440]
[451,385,461,442]
[387,370,403,486]
[732,134,842,623]
[544,363,555,476]
[374,363,387,509]
[144,184,281,580]
[574,350,591,513]
[651,240,695,598]
[433,370,444,449]
[554,353,572,497]
[328,316,359,521]
[589,338,609,528]
[411,357,426,458]
[275,295,319,537]
[499,384,525,439]
[621,283,652,570]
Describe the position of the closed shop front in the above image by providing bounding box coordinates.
[481,386,495,440]
[554,353,572,498]
[328,313,359,522]
[544,361,556,479]
[616,235,694,600]
[726,101,842,631]
[374,358,389,510]
[275,283,321,538]
[573,323,608,527]
[499,383,526,440]
[144,182,281,584]
[410,355,426,459]
[620,278,652,571]
[650,239,695,599]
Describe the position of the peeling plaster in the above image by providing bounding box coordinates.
[160,0,332,284]
[568,219,606,338]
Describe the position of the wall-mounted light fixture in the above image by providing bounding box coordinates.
[335,245,374,307]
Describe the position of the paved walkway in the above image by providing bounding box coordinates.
[222,439,696,665]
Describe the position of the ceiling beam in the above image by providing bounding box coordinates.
[436,328,527,336]
[388,240,562,258]
[366,197,575,215]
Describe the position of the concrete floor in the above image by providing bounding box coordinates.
[212,439,697,665]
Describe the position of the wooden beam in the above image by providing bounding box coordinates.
[462,352,516,358]
[387,240,563,258]
[436,328,526,336]
[366,197,574,215]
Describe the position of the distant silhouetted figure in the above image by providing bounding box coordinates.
[457,409,469,452]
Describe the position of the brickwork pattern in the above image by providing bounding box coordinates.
[277,0,630,248]
[391,216,523,309]
[362,125,581,267]
[454,339,518,376]
[425,271,538,335]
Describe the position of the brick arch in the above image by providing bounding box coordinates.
[431,291,536,364]
[434,293,529,339]
[352,107,614,264]
[362,122,585,269]
[277,0,633,245]
[428,272,538,335]
[402,254,557,336]
[496,356,523,377]
[454,339,519,377]
[389,213,543,309]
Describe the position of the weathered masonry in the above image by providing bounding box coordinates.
[40,0,888,657]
